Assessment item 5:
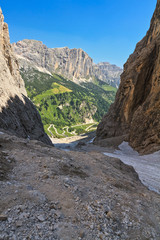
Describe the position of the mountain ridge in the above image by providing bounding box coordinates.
[12,39,122,88]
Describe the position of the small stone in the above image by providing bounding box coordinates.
[36,223,44,230]
[37,215,45,222]
[106,211,112,218]
[50,201,61,210]
[42,174,49,179]
[50,203,58,210]
[19,212,29,219]
[115,231,121,236]
[99,234,104,240]
[8,217,12,223]
[103,205,110,214]
[16,220,23,227]
[0,214,7,221]
[98,225,102,231]
[79,231,85,238]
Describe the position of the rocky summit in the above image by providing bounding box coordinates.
[0,9,51,145]
[12,39,122,87]
[95,0,160,154]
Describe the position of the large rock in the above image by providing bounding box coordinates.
[12,40,122,87]
[95,0,160,154]
[0,9,52,145]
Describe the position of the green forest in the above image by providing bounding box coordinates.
[21,68,116,137]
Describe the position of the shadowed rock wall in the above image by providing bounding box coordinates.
[0,9,52,145]
[95,1,160,153]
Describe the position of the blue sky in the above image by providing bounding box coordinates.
[1,0,157,68]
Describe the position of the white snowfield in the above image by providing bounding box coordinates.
[104,142,160,194]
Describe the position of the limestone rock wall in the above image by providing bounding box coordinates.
[0,9,27,110]
[0,9,51,145]
[12,40,122,86]
[95,0,160,153]
[12,40,93,83]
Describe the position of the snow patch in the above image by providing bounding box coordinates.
[104,142,160,194]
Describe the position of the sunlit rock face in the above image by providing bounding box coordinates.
[12,40,122,87]
[0,9,52,145]
[0,8,27,110]
[12,40,94,83]
[95,0,160,154]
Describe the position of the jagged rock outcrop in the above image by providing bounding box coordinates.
[12,39,122,87]
[0,9,51,145]
[95,0,160,154]
[93,62,122,88]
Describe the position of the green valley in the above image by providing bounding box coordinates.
[21,68,117,138]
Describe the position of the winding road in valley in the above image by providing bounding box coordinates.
[47,122,98,137]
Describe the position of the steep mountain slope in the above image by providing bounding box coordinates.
[0,132,160,239]
[12,39,122,87]
[95,0,160,154]
[21,68,116,137]
[0,9,51,145]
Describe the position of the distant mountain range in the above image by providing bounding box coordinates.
[11,39,120,137]
[12,39,122,88]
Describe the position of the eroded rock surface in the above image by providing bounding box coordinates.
[0,9,51,145]
[0,132,160,239]
[95,0,160,153]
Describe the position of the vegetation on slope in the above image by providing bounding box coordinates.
[21,68,116,137]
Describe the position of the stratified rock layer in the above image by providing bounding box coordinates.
[0,9,51,145]
[96,1,160,153]
[12,40,122,87]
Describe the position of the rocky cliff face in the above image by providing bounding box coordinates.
[93,62,122,88]
[0,9,51,145]
[12,40,122,86]
[12,40,94,83]
[95,0,160,154]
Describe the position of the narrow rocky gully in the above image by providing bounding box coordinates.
[0,130,160,240]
